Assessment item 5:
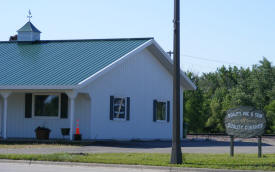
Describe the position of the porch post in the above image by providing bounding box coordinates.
[88,93,92,139]
[0,92,11,140]
[66,91,78,141]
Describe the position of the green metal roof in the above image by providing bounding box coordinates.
[0,38,151,87]
[17,22,41,33]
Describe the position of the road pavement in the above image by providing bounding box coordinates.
[0,160,269,172]
[1,162,163,172]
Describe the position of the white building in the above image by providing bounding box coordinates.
[0,21,196,141]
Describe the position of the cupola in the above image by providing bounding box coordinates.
[17,10,41,42]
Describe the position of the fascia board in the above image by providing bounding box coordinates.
[150,40,197,90]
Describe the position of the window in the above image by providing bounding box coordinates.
[25,93,68,119]
[153,100,170,122]
[110,96,130,121]
[33,94,60,117]
[113,97,126,119]
[156,101,166,121]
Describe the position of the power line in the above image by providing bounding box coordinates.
[181,54,246,66]
[182,59,220,69]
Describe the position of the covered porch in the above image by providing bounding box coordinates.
[0,91,91,141]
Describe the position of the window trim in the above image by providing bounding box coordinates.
[156,119,168,123]
[32,93,61,119]
[155,100,167,122]
[112,96,127,121]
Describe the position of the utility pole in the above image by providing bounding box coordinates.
[170,0,182,164]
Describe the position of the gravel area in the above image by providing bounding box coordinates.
[0,136,274,154]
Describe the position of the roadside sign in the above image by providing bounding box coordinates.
[224,106,266,158]
[225,106,266,138]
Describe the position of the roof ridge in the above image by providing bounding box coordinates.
[0,37,154,43]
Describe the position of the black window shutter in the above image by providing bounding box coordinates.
[61,93,68,119]
[167,101,170,122]
[110,96,114,120]
[153,100,157,122]
[25,93,32,118]
[126,97,130,121]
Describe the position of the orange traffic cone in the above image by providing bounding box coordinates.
[74,120,82,140]
[75,120,80,134]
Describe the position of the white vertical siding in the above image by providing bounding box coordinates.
[180,87,184,137]
[80,48,183,140]
[0,97,2,137]
[6,93,90,139]
[4,48,185,140]
[74,94,91,139]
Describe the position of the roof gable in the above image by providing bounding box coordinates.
[147,40,196,90]
[78,39,196,90]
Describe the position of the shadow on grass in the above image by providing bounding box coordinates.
[0,138,272,149]
[184,161,275,169]
[90,139,271,149]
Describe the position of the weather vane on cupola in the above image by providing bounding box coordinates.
[27,10,32,22]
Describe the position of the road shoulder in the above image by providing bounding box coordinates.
[0,159,268,172]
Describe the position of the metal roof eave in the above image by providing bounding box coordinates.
[147,40,197,90]
[0,85,76,90]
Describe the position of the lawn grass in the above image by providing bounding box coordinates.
[0,144,78,149]
[0,153,274,171]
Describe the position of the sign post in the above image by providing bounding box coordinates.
[224,106,266,158]
[258,136,262,158]
[230,136,234,157]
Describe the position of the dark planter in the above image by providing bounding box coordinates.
[61,128,70,136]
[74,134,82,141]
[35,127,51,140]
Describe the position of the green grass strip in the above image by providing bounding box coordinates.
[0,153,275,171]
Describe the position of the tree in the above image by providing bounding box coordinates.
[250,58,274,110]
[183,57,275,133]
[184,72,207,133]
[264,100,275,133]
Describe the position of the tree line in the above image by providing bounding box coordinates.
[184,58,275,134]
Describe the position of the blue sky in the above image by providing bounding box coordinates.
[0,0,274,74]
